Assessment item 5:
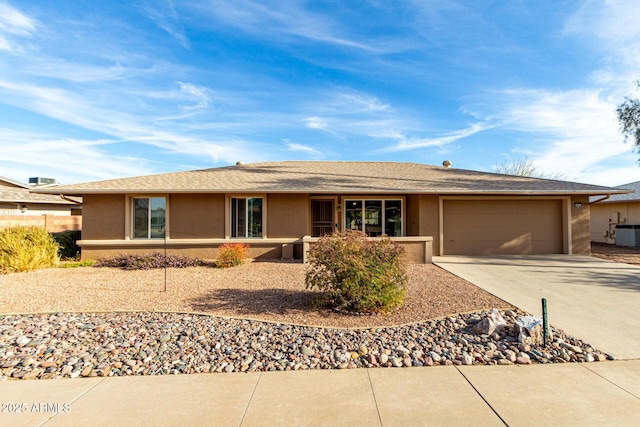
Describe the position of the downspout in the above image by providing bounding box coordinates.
[589,194,610,205]
[59,194,81,205]
[590,194,614,243]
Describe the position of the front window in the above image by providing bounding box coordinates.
[344,199,402,237]
[133,197,166,239]
[231,197,263,238]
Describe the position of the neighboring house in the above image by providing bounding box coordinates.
[590,180,640,244]
[0,176,82,232]
[33,161,629,262]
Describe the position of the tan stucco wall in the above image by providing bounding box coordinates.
[590,201,640,243]
[406,195,420,236]
[170,194,225,238]
[571,195,590,255]
[405,195,439,254]
[82,194,125,240]
[267,193,309,238]
[81,242,287,261]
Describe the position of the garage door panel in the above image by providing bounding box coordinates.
[443,200,563,255]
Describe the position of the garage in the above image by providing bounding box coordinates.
[443,199,564,255]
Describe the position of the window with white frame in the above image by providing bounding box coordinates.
[133,197,166,239]
[231,197,263,238]
[344,199,402,237]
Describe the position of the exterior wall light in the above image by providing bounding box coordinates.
[574,202,583,209]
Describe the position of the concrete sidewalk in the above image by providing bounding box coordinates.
[434,255,640,360]
[1,361,639,426]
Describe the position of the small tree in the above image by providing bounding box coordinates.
[617,81,640,158]
[494,157,566,180]
[305,230,407,314]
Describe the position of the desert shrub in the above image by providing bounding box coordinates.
[0,226,59,273]
[216,243,249,268]
[52,230,81,260]
[95,252,202,270]
[305,230,408,314]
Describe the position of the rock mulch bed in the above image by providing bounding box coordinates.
[0,309,611,380]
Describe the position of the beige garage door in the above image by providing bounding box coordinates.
[443,200,564,255]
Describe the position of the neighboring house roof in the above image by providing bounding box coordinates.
[33,161,630,196]
[590,181,640,204]
[0,176,80,205]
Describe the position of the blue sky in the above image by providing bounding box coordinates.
[1,1,639,186]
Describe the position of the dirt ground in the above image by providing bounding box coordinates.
[590,242,640,265]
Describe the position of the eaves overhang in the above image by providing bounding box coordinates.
[32,188,633,197]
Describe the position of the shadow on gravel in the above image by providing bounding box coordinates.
[188,288,318,315]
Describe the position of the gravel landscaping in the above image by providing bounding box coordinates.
[591,242,640,265]
[0,262,511,328]
[0,257,619,380]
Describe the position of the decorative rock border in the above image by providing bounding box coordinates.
[0,309,612,380]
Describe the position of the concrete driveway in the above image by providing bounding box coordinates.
[433,255,640,360]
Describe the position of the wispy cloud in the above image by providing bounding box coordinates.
[22,60,134,83]
[140,0,189,48]
[0,2,36,35]
[375,122,493,153]
[328,92,390,114]
[475,87,630,183]
[564,0,640,45]
[177,82,210,111]
[0,1,36,52]
[303,116,327,130]
[190,0,424,56]
[564,0,640,87]
[0,128,152,183]
[284,141,322,157]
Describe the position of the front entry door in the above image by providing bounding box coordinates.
[311,200,334,237]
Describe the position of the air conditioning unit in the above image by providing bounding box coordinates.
[615,224,640,247]
[28,177,57,186]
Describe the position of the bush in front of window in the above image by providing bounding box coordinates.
[216,243,249,268]
[0,226,59,274]
[305,230,407,314]
[95,252,202,270]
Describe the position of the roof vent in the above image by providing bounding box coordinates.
[442,160,452,168]
[235,161,244,166]
[28,177,57,186]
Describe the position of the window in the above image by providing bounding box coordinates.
[133,197,166,239]
[231,197,263,238]
[344,199,402,237]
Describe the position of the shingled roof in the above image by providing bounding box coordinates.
[33,161,630,196]
[590,180,640,203]
[0,177,79,205]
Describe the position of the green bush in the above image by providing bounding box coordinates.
[52,230,81,260]
[0,226,59,273]
[305,230,408,314]
[216,243,249,268]
[59,259,95,268]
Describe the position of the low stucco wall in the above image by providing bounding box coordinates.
[301,236,433,264]
[0,215,81,232]
[79,239,297,261]
[80,236,433,263]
